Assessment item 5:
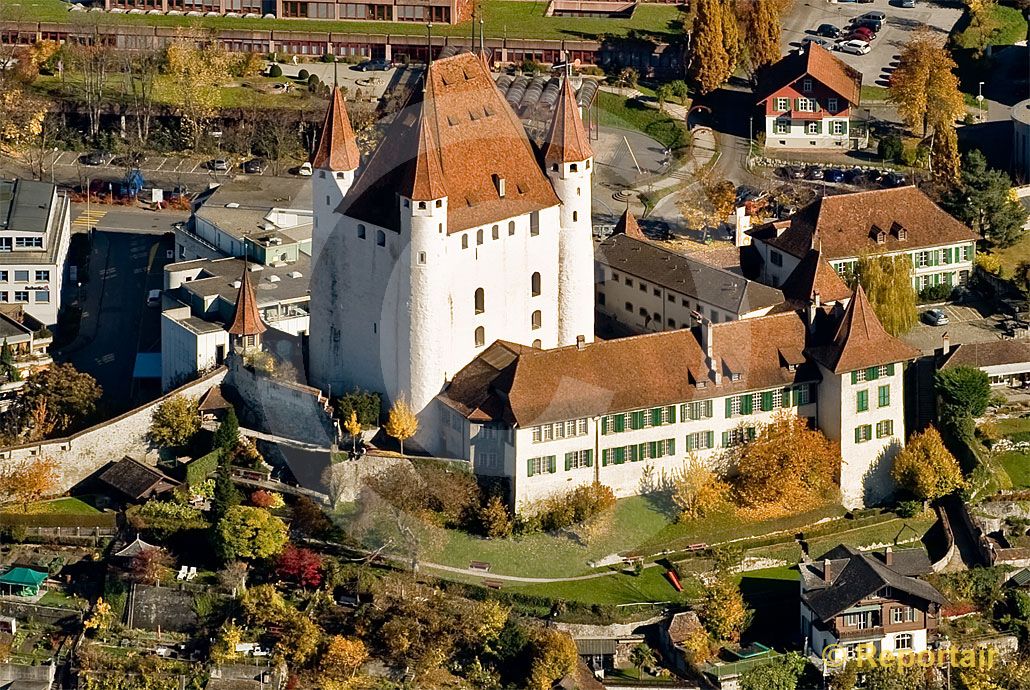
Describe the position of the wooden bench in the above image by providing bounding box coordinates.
[469,561,491,572]
[482,579,503,590]
[687,543,708,552]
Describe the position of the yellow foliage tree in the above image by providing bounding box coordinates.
[681,626,714,667]
[689,0,732,94]
[887,31,966,138]
[164,35,231,148]
[698,576,751,643]
[384,397,419,455]
[343,410,362,453]
[320,635,368,680]
[671,455,731,521]
[527,628,578,690]
[856,253,918,337]
[83,598,112,633]
[891,426,966,502]
[1,455,59,512]
[731,413,840,518]
[210,621,243,663]
[740,0,781,71]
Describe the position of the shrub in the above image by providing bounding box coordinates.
[307,73,320,86]
[877,134,903,163]
[976,253,1001,275]
[268,64,283,78]
[525,483,616,533]
[321,53,336,62]
[918,283,953,303]
[185,450,220,486]
[298,68,309,80]
[335,388,382,428]
[895,499,923,518]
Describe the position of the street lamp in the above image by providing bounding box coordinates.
[977,81,985,122]
[49,148,58,185]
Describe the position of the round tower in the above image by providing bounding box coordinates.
[310,86,360,267]
[544,77,595,347]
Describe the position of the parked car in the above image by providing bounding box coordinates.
[883,171,908,187]
[824,168,845,183]
[806,166,825,180]
[243,158,266,174]
[83,151,113,166]
[900,0,916,7]
[802,36,835,50]
[210,158,229,171]
[298,162,313,177]
[844,167,865,184]
[356,58,390,72]
[817,23,842,37]
[853,18,883,32]
[859,10,887,22]
[923,309,949,326]
[849,27,877,41]
[783,165,806,180]
[112,152,146,167]
[838,39,872,55]
[146,289,161,307]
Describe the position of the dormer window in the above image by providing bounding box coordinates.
[876,231,886,245]
[730,372,742,382]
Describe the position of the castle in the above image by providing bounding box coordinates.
[308,52,929,510]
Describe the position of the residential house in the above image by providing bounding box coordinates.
[595,212,784,332]
[0,307,53,410]
[436,285,916,509]
[939,339,1030,388]
[755,44,862,149]
[98,457,180,503]
[801,545,947,663]
[0,179,71,326]
[747,187,979,293]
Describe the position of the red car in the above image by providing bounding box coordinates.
[850,26,876,41]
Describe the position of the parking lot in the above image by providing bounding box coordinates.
[781,0,964,86]
[49,151,309,178]
[902,302,1010,353]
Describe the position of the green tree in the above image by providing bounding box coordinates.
[740,0,781,71]
[148,395,200,447]
[10,363,101,436]
[655,83,673,112]
[629,643,657,680]
[335,388,381,427]
[943,149,1027,248]
[689,0,732,94]
[212,407,239,452]
[877,134,904,163]
[855,254,918,336]
[740,652,807,690]
[892,426,966,502]
[0,340,19,382]
[212,463,241,520]
[935,366,991,422]
[216,505,288,561]
[670,80,689,104]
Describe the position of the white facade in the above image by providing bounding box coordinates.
[160,303,229,391]
[549,156,595,346]
[764,116,851,149]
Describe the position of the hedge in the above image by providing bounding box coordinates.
[0,512,117,529]
[185,450,221,486]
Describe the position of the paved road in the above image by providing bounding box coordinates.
[69,203,188,236]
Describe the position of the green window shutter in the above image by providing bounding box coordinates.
[548,457,556,473]
[681,404,690,421]
[781,387,792,408]
[722,431,730,447]
[585,450,593,467]
[813,121,821,133]
[668,438,676,455]
[795,98,801,110]
[742,395,754,415]
[857,390,868,413]
[851,371,858,385]
[726,398,734,418]
[651,408,662,426]
[565,454,572,471]
[706,431,715,449]
[840,120,848,134]
[648,441,658,458]
[879,385,890,407]
[527,459,535,477]
[631,411,644,430]
[854,427,861,443]
[600,416,609,435]
[686,434,694,451]
[866,367,878,381]
[761,391,773,412]
[944,247,952,264]
[747,427,757,441]
[704,400,713,418]
[886,363,895,376]
[666,406,676,424]
[614,414,625,433]
[601,449,609,467]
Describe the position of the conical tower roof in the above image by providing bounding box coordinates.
[613,207,646,240]
[409,112,448,201]
[810,284,918,374]
[542,77,593,165]
[227,263,267,337]
[310,86,360,172]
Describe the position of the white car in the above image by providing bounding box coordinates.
[838,39,872,55]
[298,162,313,177]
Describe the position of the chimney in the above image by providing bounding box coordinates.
[734,206,751,248]
[884,546,893,567]
[576,335,586,351]
[702,319,721,385]
[823,558,832,582]
[807,292,821,334]
[493,174,506,198]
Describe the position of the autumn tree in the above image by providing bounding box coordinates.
[855,253,918,337]
[291,495,332,538]
[698,575,751,642]
[943,149,1028,248]
[888,31,966,138]
[276,544,323,589]
[689,0,733,94]
[721,0,743,75]
[385,397,418,455]
[966,0,1000,55]
[671,455,731,521]
[527,628,579,690]
[1,456,59,511]
[148,395,200,448]
[740,0,781,71]
[479,494,513,538]
[216,505,288,561]
[7,363,101,438]
[320,636,368,680]
[68,16,114,141]
[891,426,966,502]
[218,560,248,595]
[931,123,961,185]
[130,547,173,584]
[252,110,303,176]
[210,622,243,663]
[343,410,362,453]
[276,609,322,665]
[828,662,859,690]
[731,413,840,518]
[164,35,231,149]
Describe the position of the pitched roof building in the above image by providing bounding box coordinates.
[940,338,1030,388]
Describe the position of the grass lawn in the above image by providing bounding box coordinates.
[952,5,1028,50]
[993,417,1030,439]
[16,0,686,41]
[861,85,889,102]
[804,513,937,559]
[997,451,1030,489]
[508,566,695,606]
[8,497,102,515]
[739,566,799,642]
[38,589,86,610]
[595,91,691,150]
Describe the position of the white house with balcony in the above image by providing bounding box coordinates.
[747,187,978,295]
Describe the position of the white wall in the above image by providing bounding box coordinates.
[764,116,850,149]
[161,307,228,392]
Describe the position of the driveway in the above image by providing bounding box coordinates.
[781,0,964,86]
[901,301,1009,353]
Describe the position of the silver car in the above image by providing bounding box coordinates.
[923,309,949,326]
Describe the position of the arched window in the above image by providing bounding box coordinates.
[418,201,427,210]
[532,339,542,348]
[492,225,499,240]
[572,211,578,222]
[531,272,541,297]
[531,310,542,330]
[476,229,484,245]
[508,221,516,236]
[474,288,485,314]
[462,235,469,249]
[474,326,485,347]
[570,163,578,172]
[376,230,386,247]
[336,171,346,179]
[577,187,581,196]
[357,224,366,239]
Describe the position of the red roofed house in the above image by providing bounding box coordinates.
[755,44,862,149]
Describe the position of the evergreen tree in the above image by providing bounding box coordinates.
[213,407,240,452]
[0,339,19,382]
[689,0,732,94]
[943,150,1028,248]
[741,0,780,71]
[212,463,241,520]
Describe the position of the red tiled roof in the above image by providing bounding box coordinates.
[753,187,979,260]
[227,264,267,337]
[780,248,853,306]
[613,207,645,239]
[809,285,919,374]
[310,87,360,171]
[755,44,862,106]
[342,53,560,234]
[542,77,593,165]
